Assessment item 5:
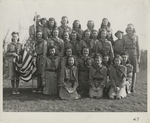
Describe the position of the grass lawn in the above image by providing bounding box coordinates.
[3,68,147,112]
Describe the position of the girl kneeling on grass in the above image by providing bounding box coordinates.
[88,55,107,98]
[102,55,112,96]
[121,52,133,94]
[59,56,81,100]
[109,55,127,100]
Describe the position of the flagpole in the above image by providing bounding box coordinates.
[32,12,37,92]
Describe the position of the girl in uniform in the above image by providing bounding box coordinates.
[121,52,133,94]
[47,29,64,57]
[43,18,57,40]
[6,32,23,94]
[113,30,124,56]
[59,56,81,100]
[78,46,94,96]
[89,55,107,98]
[109,55,127,99]
[58,16,72,39]
[97,29,114,61]
[72,20,83,41]
[42,46,61,95]
[78,29,95,58]
[122,24,140,92]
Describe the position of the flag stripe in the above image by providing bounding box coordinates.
[14,38,37,82]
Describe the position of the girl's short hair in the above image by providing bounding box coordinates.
[62,30,70,40]
[73,20,81,29]
[66,55,75,66]
[102,54,111,65]
[64,47,72,56]
[87,20,94,28]
[97,29,107,39]
[81,45,89,55]
[125,23,136,33]
[61,16,69,24]
[11,32,19,42]
[83,29,91,38]
[121,52,130,64]
[47,17,57,28]
[52,28,59,37]
[70,30,79,41]
[100,18,111,28]
[94,54,102,60]
[36,30,44,39]
[40,18,47,24]
[112,55,123,64]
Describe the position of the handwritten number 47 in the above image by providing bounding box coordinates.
[133,117,139,121]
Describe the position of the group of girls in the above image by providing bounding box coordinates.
[6,15,140,100]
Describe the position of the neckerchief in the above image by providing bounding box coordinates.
[66,65,75,81]
[10,42,17,52]
[35,38,44,47]
[114,65,126,80]
[84,38,91,48]
[127,33,136,43]
[99,38,110,49]
[64,38,70,44]
[48,55,56,69]
[70,40,78,46]
[61,25,69,31]
[52,37,61,48]
[81,56,92,68]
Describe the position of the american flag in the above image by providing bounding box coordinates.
[15,37,37,82]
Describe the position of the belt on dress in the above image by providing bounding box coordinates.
[93,78,103,81]
[46,69,57,72]
[80,70,89,72]
[124,47,137,50]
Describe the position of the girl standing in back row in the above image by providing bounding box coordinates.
[122,24,140,93]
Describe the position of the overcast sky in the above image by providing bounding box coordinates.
[0,0,150,49]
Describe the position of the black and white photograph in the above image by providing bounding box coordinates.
[1,0,150,122]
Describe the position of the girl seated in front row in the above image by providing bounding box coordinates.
[109,55,127,100]
[88,55,107,98]
[102,55,112,96]
[59,56,81,100]
[121,52,133,94]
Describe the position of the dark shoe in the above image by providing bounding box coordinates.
[131,89,136,93]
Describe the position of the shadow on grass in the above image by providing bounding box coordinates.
[3,88,61,101]
[3,88,110,102]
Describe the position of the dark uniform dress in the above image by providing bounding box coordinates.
[88,65,107,98]
[58,25,72,39]
[47,37,64,57]
[64,40,80,57]
[35,38,47,90]
[78,56,94,95]
[113,39,124,56]
[42,55,61,95]
[63,39,70,52]
[6,42,22,80]
[72,28,83,41]
[78,38,95,58]
[122,34,140,73]
[102,62,112,93]
[83,28,95,39]
[96,38,114,61]
[60,55,78,69]
[109,65,127,98]
[59,66,80,100]
[43,27,55,40]
[29,24,44,40]
[122,63,133,93]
